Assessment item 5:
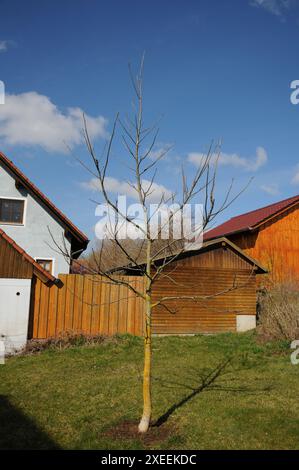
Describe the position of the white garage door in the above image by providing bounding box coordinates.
[0,279,31,354]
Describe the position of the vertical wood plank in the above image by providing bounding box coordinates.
[118,281,128,334]
[82,276,93,333]
[101,279,110,335]
[91,276,101,334]
[47,284,58,337]
[108,281,119,335]
[37,282,50,338]
[64,275,75,332]
[55,275,67,335]
[32,278,42,338]
[127,279,136,335]
[73,275,84,333]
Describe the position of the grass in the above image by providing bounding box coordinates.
[0,332,298,450]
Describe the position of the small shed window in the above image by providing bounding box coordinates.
[0,198,25,224]
[36,259,53,274]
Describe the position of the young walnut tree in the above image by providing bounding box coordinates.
[60,58,250,434]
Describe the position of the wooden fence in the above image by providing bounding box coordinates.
[31,274,146,339]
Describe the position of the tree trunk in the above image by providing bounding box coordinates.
[138,296,152,433]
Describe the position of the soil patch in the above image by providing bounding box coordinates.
[103,420,177,446]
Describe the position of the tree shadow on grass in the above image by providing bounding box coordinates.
[0,395,61,449]
[153,356,273,428]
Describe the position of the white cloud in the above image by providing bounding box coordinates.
[0,40,9,52]
[188,146,268,172]
[260,183,280,195]
[0,92,108,153]
[291,165,299,185]
[250,0,293,18]
[81,176,173,203]
[148,143,173,160]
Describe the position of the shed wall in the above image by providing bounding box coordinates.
[152,247,257,334]
[230,205,299,285]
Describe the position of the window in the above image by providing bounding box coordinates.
[0,198,25,224]
[36,259,53,274]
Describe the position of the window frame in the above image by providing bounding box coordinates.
[0,196,27,226]
[34,258,55,276]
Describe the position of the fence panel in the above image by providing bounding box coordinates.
[31,274,146,339]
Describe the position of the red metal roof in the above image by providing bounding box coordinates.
[204,194,299,241]
[0,151,89,246]
[0,228,56,283]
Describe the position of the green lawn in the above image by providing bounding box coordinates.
[0,332,298,450]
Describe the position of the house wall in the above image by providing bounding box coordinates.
[230,205,299,285]
[152,246,257,334]
[0,278,32,352]
[0,164,71,276]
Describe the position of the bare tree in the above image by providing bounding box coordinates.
[57,57,250,433]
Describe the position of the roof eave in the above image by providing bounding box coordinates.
[204,226,253,241]
[110,236,268,274]
[196,236,268,274]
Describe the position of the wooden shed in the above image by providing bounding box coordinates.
[149,237,266,334]
[204,195,299,285]
[30,236,265,337]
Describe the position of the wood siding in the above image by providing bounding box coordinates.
[169,246,254,270]
[152,246,257,334]
[31,245,259,338]
[231,205,299,285]
[0,233,33,279]
[31,274,146,338]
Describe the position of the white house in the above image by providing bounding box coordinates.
[0,151,89,276]
[0,151,89,353]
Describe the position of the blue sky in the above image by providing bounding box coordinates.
[1,0,299,245]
